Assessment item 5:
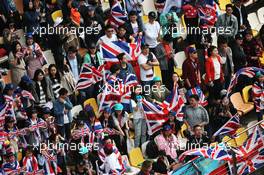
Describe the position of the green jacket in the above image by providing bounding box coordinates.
[83,52,104,66]
[160,12,180,38]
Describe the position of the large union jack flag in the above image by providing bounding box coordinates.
[213,113,240,137]
[233,126,264,175]
[198,0,218,28]
[142,99,168,135]
[76,64,104,90]
[108,0,127,28]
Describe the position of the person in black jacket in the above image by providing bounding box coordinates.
[232,0,251,35]
[125,11,144,39]
[230,33,247,72]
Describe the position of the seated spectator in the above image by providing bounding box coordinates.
[137,160,153,175]
[184,94,209,133]
[186,125,210,150]
[22,146,39,173]
[146,76,170,104]
[47,64,62,99]
[155,123,179,162]
[242,29,263,68]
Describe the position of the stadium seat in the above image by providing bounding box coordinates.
[257,7,264,24]
[78,48,88,58]
[84,98,99,115]
[247,12,262,31]
[219,0,231,10]
[128,147,145,168]
[230,92,254,115]
[235,127,248,147]
[242,85,253,104]
[222,135,237,147]
[51,10,63,22]
[173,51,187,77]
[154,66,162,81]
[0,56,8,64]
[180,123,188,138]
[71,105,83,119]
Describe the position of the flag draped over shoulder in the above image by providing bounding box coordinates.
[108,0,127,28]
[227,67,264,97]
[76,64,104,90]
[213,114,240,137]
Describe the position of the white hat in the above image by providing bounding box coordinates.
[54,17,63,27]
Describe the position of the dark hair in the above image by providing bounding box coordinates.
[217,35,228,46]
[193,124,202,130]
[33,69,44,82]
[102,136,111,143]
[189,94,199,101]
[68,46,77,53]
[207,45,217,57]
[118,24,127,31]
[129,11,137,17]
[226,4,233,9]
[141,44,149,50]
[104,145,113,155]
[141,160,153,172]
[11,41,23,64]
[117,53,126,61]
[110,64,120,74]
[105,25,114,31]
[59,88,68,96]
[48,64,61,83]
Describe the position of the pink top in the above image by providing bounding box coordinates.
[155,133,179,159]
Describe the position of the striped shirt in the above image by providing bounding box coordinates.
[51,78,61,99]
[38,81,46,106]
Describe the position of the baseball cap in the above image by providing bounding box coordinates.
[188,47,197,54]
[153,76,161,82]
[114,103,123,111]
[163,124,172,131]
[4,83,15,91]
[148,11,156,19]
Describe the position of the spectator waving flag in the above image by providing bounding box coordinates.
[108,0,127,28]
[227,67,264,96]
[198,0,218,28]
[162,85,185,121]
[179,142,232,162]
[21,90,35,101]
[76,64,104,90]
[186,86,208,107]
[142,99,168,135]
[231,126,264,175]
[0,103,7,129]
[213,114,240,137]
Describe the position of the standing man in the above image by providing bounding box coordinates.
[144,12,160,55]
[53,88,73,141]
[215,4,238,41]
[182,47,201,90]
[232,0,251,35]
[138,44,159,94]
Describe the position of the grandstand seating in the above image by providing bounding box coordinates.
[71,105,83,119]
[173,51,186,77]
[83,98,99,115]
[128,147,145,168]
[234,127,248,146]
[242,85,253,104]
[248,12,263,31]
[230,92,254,115]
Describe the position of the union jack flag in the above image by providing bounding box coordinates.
[252,81,264,113]
[76,64,104,90]
[227,67,264,97]
[197,0,218,28]
[0,103,7,129]
[108,0,127,28]
[232,126,264,175]
[213,114,240,137]
[142,99,168,135]
[162,85,185,121]
[41,150,57,162]
[21,90,35,101]
[72,127,90,140]
[179,142,232,162]
[186,86,208,107]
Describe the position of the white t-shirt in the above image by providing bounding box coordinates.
[144,21,160,48]
[104,153,122,174]
[131,99,144,119]
[99,34,118,44]
[138,53,155,81]
[213,58,221,80]
[131,22,139,34]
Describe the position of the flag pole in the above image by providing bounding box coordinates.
[224,119,264,143]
